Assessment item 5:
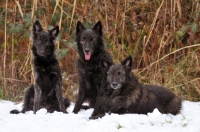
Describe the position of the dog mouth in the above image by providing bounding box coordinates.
[110,83,122,89]
[84,52,92,60]
[38,52,45,57]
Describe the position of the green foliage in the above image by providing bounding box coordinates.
[175,11,200,42]
[62,39,77,50]
[51,13,60,25]
[191,23,198,33]
[182,123,188,127]
[56,48,68,60]
[0,89,3,99]
[176,20,199,42]
[7,13,32,37]
[165,119,172,124]
[150,122,155,126]
[35,7,46,16]
[181,115,186,120]
[50,0,57,7]
[176,31,184,37]
[116,124,123,129]
[23,13,31,28]
[57,37,77,60]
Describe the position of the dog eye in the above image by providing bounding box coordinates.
[37,40,41,44]
[90,38,94,42]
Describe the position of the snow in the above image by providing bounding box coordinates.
[0,100,200,132]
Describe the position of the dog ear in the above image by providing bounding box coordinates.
[101,57,112,69]
[92,21,103,36]
[121,56,132,70]
[76,21,86,35]
[49,26,59,39]
[33,20,43,38]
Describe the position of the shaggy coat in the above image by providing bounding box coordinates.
[73,21,113,113]
[90,56,182,119]
[10,20,70,114]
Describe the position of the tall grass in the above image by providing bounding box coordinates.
[0,0,200,102]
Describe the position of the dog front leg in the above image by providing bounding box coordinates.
[21,85,34,113]
[33,84,41,114]
[73,86,86,114]
[50,72,66,113]
[110,96,131,113]
[89,95,106,119]
[55,83,67,113]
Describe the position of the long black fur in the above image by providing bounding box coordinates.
[90,56,182,119]
[72,21,113,113]
[10,20,70,114]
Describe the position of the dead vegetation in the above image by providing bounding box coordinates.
[0,0,200,102]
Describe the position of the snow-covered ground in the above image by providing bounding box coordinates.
[0,100,200,132]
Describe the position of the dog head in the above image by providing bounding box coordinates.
[76,21,104,60]
[104,56,133,89]
[32,20,59,58]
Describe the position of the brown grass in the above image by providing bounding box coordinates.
[0,0,200,102]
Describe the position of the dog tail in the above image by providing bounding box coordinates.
[10,109,21,114]
[167,96,182,115]
[64,98,71,108]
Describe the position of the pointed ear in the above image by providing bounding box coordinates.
[33,20,43,37]
[92,21,102,36]
[49,26,59,39]
[121,56,132,70]
[101,57,112,69]
[76,21,86,35]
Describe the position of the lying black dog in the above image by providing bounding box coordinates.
[90,56,182,119]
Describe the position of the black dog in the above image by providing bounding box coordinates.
[10,20,70,114]
[90,56,182,119]
[72,21,113,113]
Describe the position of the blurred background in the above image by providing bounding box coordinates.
[0,0,200,102]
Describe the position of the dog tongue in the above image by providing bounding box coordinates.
[85,53,91,60]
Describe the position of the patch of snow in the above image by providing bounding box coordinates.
[0,100,200,132]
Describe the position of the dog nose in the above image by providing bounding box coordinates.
[112,82,118,87]
[84,48,90,53]
[39,51,45,55]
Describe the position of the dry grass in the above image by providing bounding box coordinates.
[0,0,200,102]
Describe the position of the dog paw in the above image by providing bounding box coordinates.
[89,115,99,120]
[10,109,20,114]
[89,116,96,120]
[89,113,105,120]
[62,111,68,114]
[72,109,79,114]
[60,109,68,114]
[73,111,78,114]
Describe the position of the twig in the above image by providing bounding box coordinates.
[139,43,200,73]
[69,0,76,34]
[170,78,200,89]
[66,73,78,79]
[3,0,8,94]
